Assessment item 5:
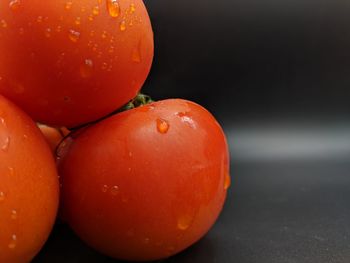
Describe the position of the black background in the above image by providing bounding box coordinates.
[35,0,350,262]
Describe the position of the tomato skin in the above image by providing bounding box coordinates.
[0,0,153,127]
[59,99,230,261]
[0,95,59,263]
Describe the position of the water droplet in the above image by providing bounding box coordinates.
[129,3,136,14]
[8,235,17,249]
[119,20,126,31]
[11,210,17,220]
[8,167,14,175]
[56,26,62,32]
[81,7,86,12]
[36,16,43,23]
[108,46,114,53]
[9,0,21,11]
[65,1,73,10]
[131,47,141,63]
[102,185,108,193]
[0,192,5,201]
[156,118,169,134]
[176,112,196,128]
[224,173,231,190]
[92,44,98,52]
[80,59,94,78]
[1,19,8,28]
[92,6,100,16]
[75,17,81,25]
[101,62,108,70]
[110,185,119,195]
[88,15,94,21]
[89,30,95,37]
[107,0,120,18]
[19,27,24,35]
[177,214,193,230]
[45,28,52,38]
[101,31,107,39]
[143,237,150,244]
[68,29,80,42]
[1,136,10,152]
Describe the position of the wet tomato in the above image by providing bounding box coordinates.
[59,99,230,261]
[0,0,153,127]
[0,95,59,263]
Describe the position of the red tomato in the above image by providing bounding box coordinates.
[59,99,230,261]
[0,95,59,263]
[0,0,153,127]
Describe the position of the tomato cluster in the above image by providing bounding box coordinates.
[0,0,230,262]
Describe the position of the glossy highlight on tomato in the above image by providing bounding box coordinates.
[59,99,230,261]
[0,95,59,263]
[0,0,154,127]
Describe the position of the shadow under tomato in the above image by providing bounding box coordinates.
[33,223,221,263]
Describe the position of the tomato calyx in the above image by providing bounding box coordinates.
[121,93,154,111]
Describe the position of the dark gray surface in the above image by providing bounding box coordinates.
[33,125,350,263]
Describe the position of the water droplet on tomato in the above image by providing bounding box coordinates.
[45,28,52,38]
[56,26,62,32]
[89,30,95,37]
[177,214,192,230]
[0,191,5,201]
[80,59,94,78]
[101,185,108,193]
[9,0,21,11]
[119,20,126,31]
[1,19,8,28]
[68,29,80,42]
[108,46,115,53]
[18,27,24,35]
[101,62,108,70]
[176,112,196,128]
[101,31,107,39]
[81,7,86,13]
[129,3,136,14]
[75,17,81,25]
[8,235,17,249]
[11,210,17,220]
[131,47,141,63]
[8,167,14,175]
[107,0,120,18]
[65,1,73,10]
[110,185,119,195]
[92,6,100,16]
[156,118,169,134]
[36,16,43,23]
[1,136,10,152]
[224,173,231,190]
[88,15,94,21]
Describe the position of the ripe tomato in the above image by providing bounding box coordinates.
[38,124,70,153]
[0,0,153,127]
[59,99,230,261]
[0,95,59,263]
